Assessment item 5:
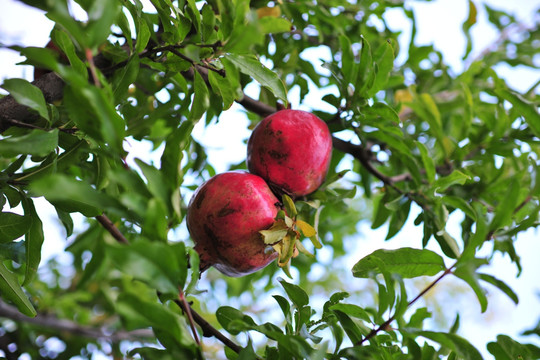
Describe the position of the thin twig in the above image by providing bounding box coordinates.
[179,288,201,346]
[95,214,245,354]
[95,214,129,244]
[358,265,456,345]
[85,48,101,88]
[174,299,245,355]
[0,300,153,342]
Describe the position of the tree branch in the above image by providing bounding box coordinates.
[96,212,245,354]
[95,214,129,244]
[0,300,153,342]
[0,72,64,132]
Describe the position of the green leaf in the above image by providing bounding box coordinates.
[365,102,400,124]
[134,159,171,216]
[86,0,122,48]
[431,170,470,193]
[0,129,58,158]
[355,36,373,97]
[106,240,187,294]
[279,278,309,308]
[487,334,534,360]
[64,85,125,151]
[282,194,297,217]
[208,70,236,110]
[117,292,196,350]
[259,17,292,34]
[216,306,257,335]
[1,78,49,121]
[453,260,488,312]
[0,261,36,317]
[416,141,436,183]
[352,247,446,278]
[29,174,128,218]
[112,55,140,103]
[135,18,151,53]
[494,87,540,138]
[329,303,371,323]
[21,198,44,286]
[462,0,477,60]
[226,54,288,105]
[415,331,483,360]
[51,28,87,78]
[386,199,411,240]
[489,178,520,232]
[0,213,31,243]
[369,40,395,96]
[331,310,365,344]
[189,70,210,122]
[441,196,477,221]
[339,35,357,86]
[478,273,518,305]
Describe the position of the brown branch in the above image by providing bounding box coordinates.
[95,213,245,354]
[0,299,153,342]
[95,214,129,244]
[332,136,404,194]
[174,299,244,354]
[0,72,65,132]
[179,288,201,346]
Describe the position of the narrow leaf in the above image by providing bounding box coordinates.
[296,219,316,238]
[226,54,288,105]
[0,213,31,243]
[416,331,483,360]
[279,278,309,308]
[189,70,210,122]
[352,247,446,278]
[478,273,519,305]
[494,88,540,137]
[0,262,36,317]
[21,198,44,285]
[0,129,58,158]
[416,141,436,183]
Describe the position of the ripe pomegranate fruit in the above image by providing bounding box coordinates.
[247,109,332,197]
[186,171,280,277]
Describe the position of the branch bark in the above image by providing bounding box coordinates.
[0,300,153,342]
[0,72,64,132]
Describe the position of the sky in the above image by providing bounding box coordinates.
[1,0,540,358]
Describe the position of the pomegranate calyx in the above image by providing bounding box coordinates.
[258,194,321,278]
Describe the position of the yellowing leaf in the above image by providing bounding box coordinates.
[395,89,413,103]
[282,194,297,217]
[256,6,281,18]
[296,219,316,238]
[295,240,314,258]
[260,219,289,245]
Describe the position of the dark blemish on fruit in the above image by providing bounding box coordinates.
[268,150,288,160]
[276,130,282,136]
[195,188,206,209]
[204,224,219,243]
[217,203,237,217]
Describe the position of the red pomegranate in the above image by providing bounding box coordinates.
[186,171,280,277]
[247,109,332,197]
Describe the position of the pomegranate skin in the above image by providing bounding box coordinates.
[187,171,280,277]
[247,109,332,197]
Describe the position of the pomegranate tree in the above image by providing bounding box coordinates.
[247,109,333,197]
[186,171,280,277]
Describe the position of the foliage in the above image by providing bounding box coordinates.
[0,0,539,359]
